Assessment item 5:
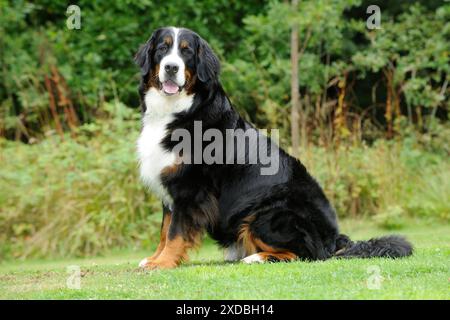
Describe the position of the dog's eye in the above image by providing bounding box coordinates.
[181,47,192,56]
[158,45,168,53]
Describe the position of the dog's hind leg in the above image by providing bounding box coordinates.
[237,214,298,264]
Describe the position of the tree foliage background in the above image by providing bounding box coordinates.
[0,0,448,259]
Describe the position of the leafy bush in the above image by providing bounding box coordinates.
[302,123,450,222]
[0,115,163,259]
[1,1,448,144]
[1,118,448,259]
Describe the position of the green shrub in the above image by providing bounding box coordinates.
[0,116,163,259]
[1,1,448,145]
[374,205,407,230]
[301,125,450,223]
[1,119,448,259]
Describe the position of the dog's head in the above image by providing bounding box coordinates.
[135,27,220,96]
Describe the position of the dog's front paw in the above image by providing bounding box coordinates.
[138,257,178,270]
[138,257,153,268]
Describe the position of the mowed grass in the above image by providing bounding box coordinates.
[0,219,449,299]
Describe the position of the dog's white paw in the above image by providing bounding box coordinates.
[138,257,150,268]
[242,253,264,264]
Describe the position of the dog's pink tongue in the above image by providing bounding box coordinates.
[162,81,179,94]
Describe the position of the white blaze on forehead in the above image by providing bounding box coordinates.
[159,27,186,87]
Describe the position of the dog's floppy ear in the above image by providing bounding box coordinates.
[196,37,220,83]
[134,30,158,79]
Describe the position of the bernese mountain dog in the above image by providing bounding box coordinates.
[134,27,412,269]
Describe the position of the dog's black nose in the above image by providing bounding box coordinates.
[165,64,179,76]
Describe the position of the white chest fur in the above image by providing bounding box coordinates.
[137,88,194,205]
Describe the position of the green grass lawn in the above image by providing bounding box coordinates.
[1,219,449,299]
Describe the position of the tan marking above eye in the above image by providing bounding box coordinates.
[180,40,189,49]
[163,36,173,46]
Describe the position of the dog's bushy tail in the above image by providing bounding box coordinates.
[334,234,413,259]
